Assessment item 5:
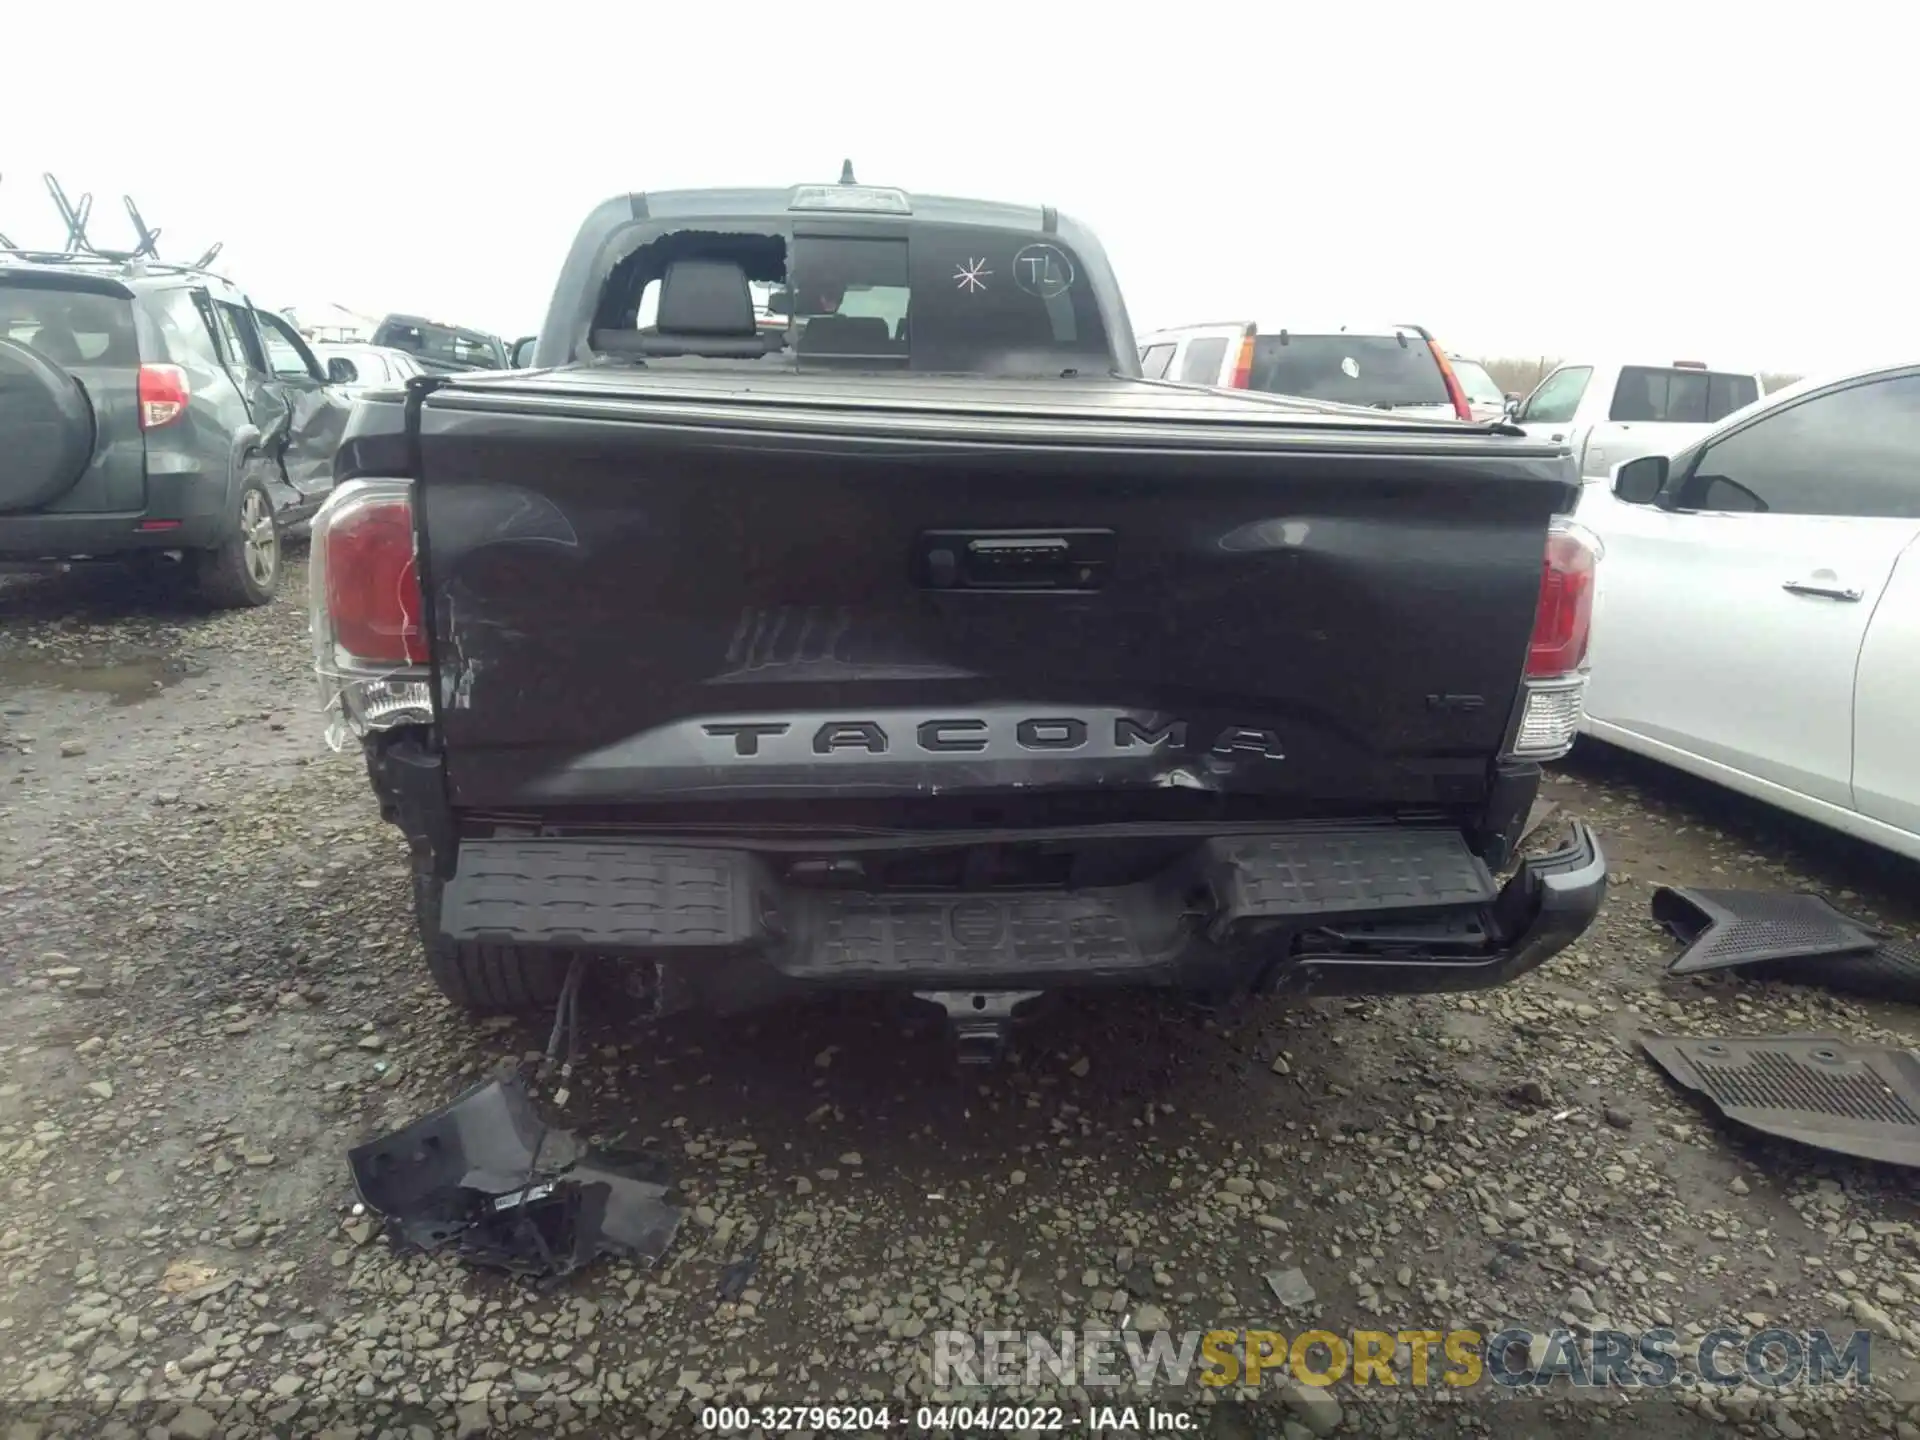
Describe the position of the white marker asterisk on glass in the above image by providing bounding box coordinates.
[954,258,992,293]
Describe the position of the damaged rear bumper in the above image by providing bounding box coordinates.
[424,818,1606,1009]
[1272,821,1605,996]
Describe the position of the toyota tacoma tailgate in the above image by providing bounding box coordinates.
[408,371,1570,817]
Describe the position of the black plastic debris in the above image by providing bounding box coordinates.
[1653,887,1880,972]
[1640,1033,1920,1169]
[1652,885,1920,1000]
[347,1074,681,1284]
[717,1245,760,1303]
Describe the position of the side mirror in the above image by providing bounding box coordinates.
[765,289,792,317]
[1612,454,1669,505]
[326,357,357,384]
[508,336,537,368]
[1503,397,1522,421]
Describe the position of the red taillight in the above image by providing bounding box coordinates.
[138,364,189,428]
[1228,328,1255,389]
[322,495,427,665]
[1527,526,1597,677]
[1429,343,1473,421]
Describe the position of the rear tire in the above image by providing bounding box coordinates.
[194,474,280,609]
[412,869,565,1013]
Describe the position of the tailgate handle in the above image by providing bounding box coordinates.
[915,529,1115,591]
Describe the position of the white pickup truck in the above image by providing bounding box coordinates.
[1507,360,1765,480]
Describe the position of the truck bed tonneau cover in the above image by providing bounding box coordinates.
[416,369,1570,457]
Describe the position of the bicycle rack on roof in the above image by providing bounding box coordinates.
[45,174,97,253]
[122,194,160,259]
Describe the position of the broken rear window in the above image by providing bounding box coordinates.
[1248,334,1450,408]
[596,224,1112,377]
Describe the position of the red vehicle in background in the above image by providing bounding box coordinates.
[1138,319,1479,421]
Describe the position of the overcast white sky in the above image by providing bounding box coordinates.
[3,2,1909,375]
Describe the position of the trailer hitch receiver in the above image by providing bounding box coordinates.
[915,989,1042,1064]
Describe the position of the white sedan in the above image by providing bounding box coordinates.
[309,342,427,390]
[1576,360,1920,861]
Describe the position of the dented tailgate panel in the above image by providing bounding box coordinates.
[410,377,1573,818]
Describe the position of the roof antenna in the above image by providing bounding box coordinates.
[839,159,856,185]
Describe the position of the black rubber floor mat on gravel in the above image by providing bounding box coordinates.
[1652,886,1920,999]
[1762,939,1920,1002]
[1652,886,1882,974]
[1640,1033,1920,1168]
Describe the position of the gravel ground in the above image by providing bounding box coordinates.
[4,555,1920,1440]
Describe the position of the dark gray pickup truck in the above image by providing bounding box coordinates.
[311,172,1606,1059]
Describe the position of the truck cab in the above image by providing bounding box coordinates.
[370,313,510,374]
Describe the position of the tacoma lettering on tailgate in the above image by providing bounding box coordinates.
[699,714,1286,760]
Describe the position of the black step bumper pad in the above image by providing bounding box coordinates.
[438,824,1606,996]
[440,843,768,951]
[1207,830,1497,921]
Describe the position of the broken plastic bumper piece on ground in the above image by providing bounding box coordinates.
[1640,1032,1920,1169]
[1652,885,1920,1001]
[347,1073,682,1282]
